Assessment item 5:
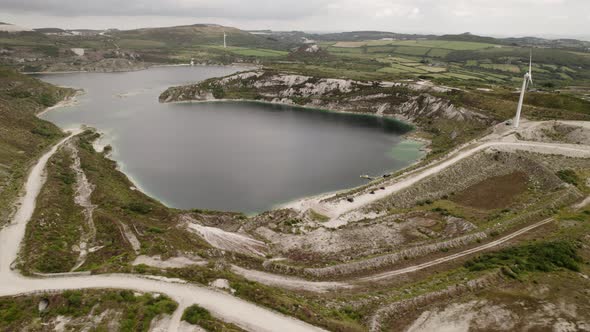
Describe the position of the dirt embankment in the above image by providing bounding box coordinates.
[369,272,503,332]
[366,150,564,213]
[398,271,590,332]
[248,149,580,273]
[518,121,590,145]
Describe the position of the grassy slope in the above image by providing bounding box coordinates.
[21,147,82,273]
[0,66,73,226]
[18,131,368,332]
[20,131,215,274]
[0,289,177,332]
[113,25,291,50]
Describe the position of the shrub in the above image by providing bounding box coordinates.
[556,169,580,186]
[147,227,164,234]
[182,305,213,325]
[127,202,152,214]
[465,241,582,277]
[31,126,56,138]
[38,93,57,107]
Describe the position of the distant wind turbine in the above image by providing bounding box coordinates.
[223,31,227,48]
[514,51,533,128]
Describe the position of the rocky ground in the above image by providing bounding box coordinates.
[518,120,590,145]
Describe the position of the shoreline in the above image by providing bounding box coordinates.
[36,89,85,117]
[23,62,261,75]
[278,137,428,211]
[38,72,428,217]
[165,98,419,130]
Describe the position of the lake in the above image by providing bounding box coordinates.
[37,66,421,214]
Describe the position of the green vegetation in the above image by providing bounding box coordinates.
[21,147,82,273]
[558,209,590,222]
[275,36,590,88]
[465,241,582,276]
[19,130,218,274]
[0,290,177,331]
[209,46,288,57]
[0,67,73,226]
[556,169,581,186]
[182,304,244,331]
[159,265,365,332]
[309,209,330,222]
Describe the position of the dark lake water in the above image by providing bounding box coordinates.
[37,66,422,214]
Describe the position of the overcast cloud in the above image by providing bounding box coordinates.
[2,0,589,38]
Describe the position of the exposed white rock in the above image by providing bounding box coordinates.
[182,216,267,257]
[70,48,85,56]
[209,278,236,294]
[132,255,206,269]
[118,221,141,254]
[304,44,320,53]
[220,71,263,84]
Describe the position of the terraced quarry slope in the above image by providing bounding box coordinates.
[1,68,590,331]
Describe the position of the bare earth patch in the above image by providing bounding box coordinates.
[451,172,529,210]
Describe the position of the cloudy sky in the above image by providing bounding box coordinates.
[2,0,589,38]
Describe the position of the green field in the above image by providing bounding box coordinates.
[208,46,288,57]
[332,39,496,51]
[0,38,51,46]
[318,37,590,86]
[393,45,431,56]
[388,39,497,50]
[480,63,522,73]
[117,38,168,48]
[427,48,452,57]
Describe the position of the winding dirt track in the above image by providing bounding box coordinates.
[321,140,590,228]
[0,132,325,332]
[357,217,554,282]
[1,128,588,331]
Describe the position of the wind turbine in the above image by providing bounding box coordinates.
[223,31,227,48]
[514,51,533,128]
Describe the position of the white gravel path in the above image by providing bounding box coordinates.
[0,131,325,332]
[315,140,590,228]
[231,265,351,293]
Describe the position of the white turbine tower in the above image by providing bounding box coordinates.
[223,31,227,48]
[514,51,533,128]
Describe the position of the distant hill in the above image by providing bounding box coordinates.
[306,30,590,51]
[34,28,67,34]
[501,36,590,50]
[310,30,436,41]
[111,24,295,50]
[0,22,31,32]
[437,32,499,44]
